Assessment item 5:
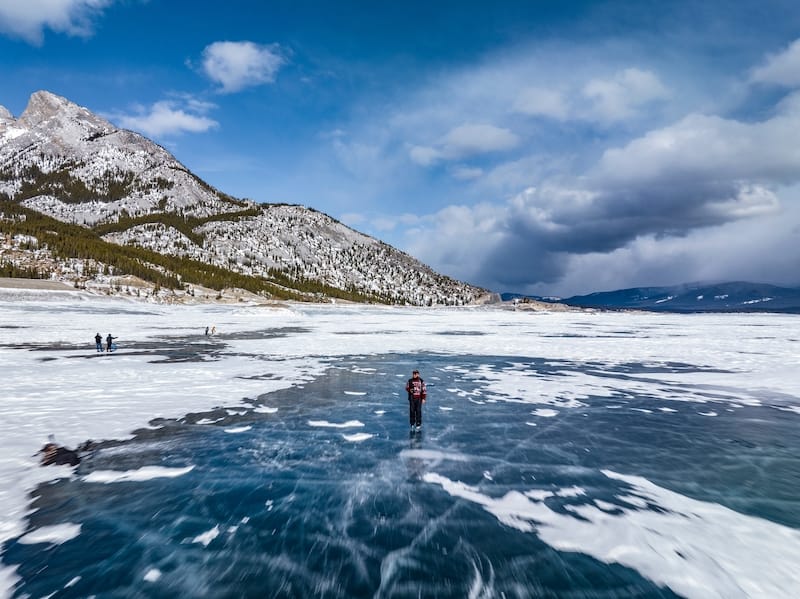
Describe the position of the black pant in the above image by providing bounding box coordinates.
[409,398,423,426]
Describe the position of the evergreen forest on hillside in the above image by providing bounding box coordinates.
[0,202,388,303]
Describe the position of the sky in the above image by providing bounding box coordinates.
[1,0,800,296]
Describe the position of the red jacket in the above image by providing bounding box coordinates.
[406,377,427,400]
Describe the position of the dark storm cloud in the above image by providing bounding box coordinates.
[418,97,800,293]
[395,33,800,295]
[470,175,777,290]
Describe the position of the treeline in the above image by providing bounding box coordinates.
[92,207,264,246]
[3,163,174,204]
[0,260,50,279]
[0,203,386,303]
[1,204,182,289]
[265,267,387,303]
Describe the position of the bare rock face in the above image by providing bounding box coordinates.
[0,90,491,305]
[0,105,13,123]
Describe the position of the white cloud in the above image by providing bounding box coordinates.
[113,99,219,137]
[201,41,286,93]
[402,92,800,294]
[751,38,800,87]
[596,95,800,187]
[539,196,800,297]
[331,137,384,178]
[408,123,519,167]
[0,0,112,45]
[326,38,795,294]
[580,68,669,123]
[367,213,419,233]
[408,145,443,167]
[509,69,669,125]
[512,87,568,120]
[441,123,520,157]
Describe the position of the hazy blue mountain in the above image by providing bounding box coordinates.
[557,282,800,313]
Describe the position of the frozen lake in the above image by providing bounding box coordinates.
[0,290,799,598]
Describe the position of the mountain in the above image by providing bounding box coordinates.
[558,282,800,313]
[0,91,491,305]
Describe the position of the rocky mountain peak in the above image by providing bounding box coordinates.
[19,90,113,136]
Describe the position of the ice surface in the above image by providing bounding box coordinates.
[1,292,799,597]
[425,469,800,598]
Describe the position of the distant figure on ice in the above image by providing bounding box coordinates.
[205,326,209,336]
[406,369,427,431]
[211,325,217,335]
[94,332,102,352]
[39,442,80,466]
[39,438,95,467]
[106,333,116,352]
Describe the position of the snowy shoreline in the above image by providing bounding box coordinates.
[1,289,799,598]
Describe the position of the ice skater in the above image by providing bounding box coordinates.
[94,332,102,352]
[406,369,427,431]
[106,333,116,352]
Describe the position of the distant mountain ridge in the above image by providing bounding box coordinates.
[545,282,800,313]
[0,91,491,305]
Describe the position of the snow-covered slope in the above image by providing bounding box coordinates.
[0,91,242,221]
[0,91,490,305]
[103,204,483,305]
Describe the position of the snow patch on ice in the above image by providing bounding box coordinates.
[191,524,220,547]
[342,432,373,442]
[18,523,81,545]
[424,469,800,599]
[556,486,585,498]
[143,569,161,582]
[400,449,472,462]
[743,297,773,305]
[83,465,194,483]
[224,426,251,433]
[532,409,559,418]
[308,420,364,428]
